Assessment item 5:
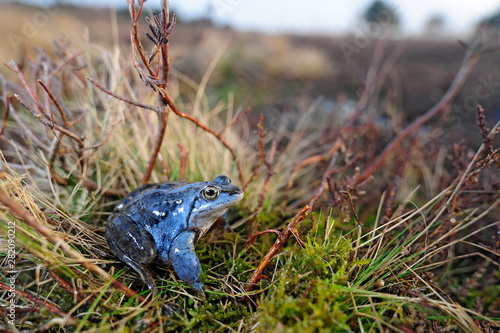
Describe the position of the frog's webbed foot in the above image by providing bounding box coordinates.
[169,230,204,292]
[121,256,158,295]
[105,215,159,295]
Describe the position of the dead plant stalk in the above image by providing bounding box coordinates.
[87,0,247,185]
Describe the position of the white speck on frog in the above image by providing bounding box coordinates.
[152,210,166,217]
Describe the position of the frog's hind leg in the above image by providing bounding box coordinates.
[105,215,159,295]
[168,230,204,292]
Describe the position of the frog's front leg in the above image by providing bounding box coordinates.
[105,214,159,294]
[167,230,204,292]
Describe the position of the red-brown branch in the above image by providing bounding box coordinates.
[48,50,85,78]
[245,205,309,295]
[218,107,252,135]
[38,80,68,128]
[87,77,159,113]
[476,105,493,152]
[82,178,127,197]
[243,114,265,190]
[83,118,116,151]
[67,109,88,128]
[128,0,155,78]
[47,270,87,304]
[0,95,10,136]
[15,94,84,148]
[178,143,189,179]
[307,138,346,211]
[160,0,170,86]
[5,61,48,120]
[142,109,169,184]
[247,229,281,243]
[8,106,50,151]
[248,140,277,235]
[341,191,361,225]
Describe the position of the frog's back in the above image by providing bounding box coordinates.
[116,181,198,253]
[114,182,181,211]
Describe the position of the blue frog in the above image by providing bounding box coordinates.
[105,175,243,295]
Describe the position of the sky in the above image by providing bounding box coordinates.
[13,0,500,36]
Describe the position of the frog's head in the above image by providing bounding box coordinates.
[188,175,244,236]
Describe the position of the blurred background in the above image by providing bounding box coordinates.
[1,0,500,142]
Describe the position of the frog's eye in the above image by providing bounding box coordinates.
[203,187,220,200]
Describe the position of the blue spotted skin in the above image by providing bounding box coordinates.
[105,175,243,295]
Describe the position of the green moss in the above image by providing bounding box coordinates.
[184,299,251,332]
[256,234,359,332]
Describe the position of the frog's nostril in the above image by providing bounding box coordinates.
[229,189,244,197]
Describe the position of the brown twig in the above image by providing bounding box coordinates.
[0,187,145,302]
[348,40,407,124]
[0,282,78,327]
[5,61,49,121]
[287,155,330,190]
[158,0,173,86]
[476,105,492,152]
[9,106,50,151]
[48,50,85,78]
[14,94,83,148]
[38,80,68,128]
[302,279,315,299]
[356,36,492,185]
[341,191,361,226]
[87,77,159,113]
[307,138,346,212]
[83,113,117,151]
[247,229,282,243]
[218,107,252,135]
[287,137,350,191]
[47,270,87,304]
[82,178,127,197]
[67,108,88,128]
[243,114,265,190]
[142,320,162,333]
[128,0,155,79]
[349,39,388,123]
[130,31,152,89]
[381,176,399,225]
[308,153,339,212]
[248,141,277,235]
[127,0,247,185]
[0,95,10,136]
[177,143,189,179]
[142,109,169,184]
[245,205,309,297]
